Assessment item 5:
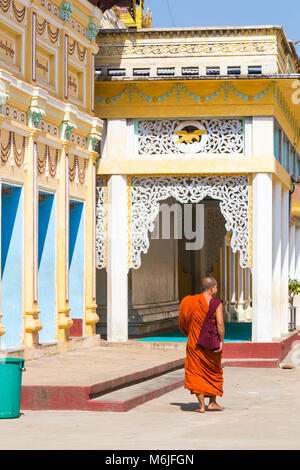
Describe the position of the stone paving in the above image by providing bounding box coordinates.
[1,366,300,450]
[21,342,185,387]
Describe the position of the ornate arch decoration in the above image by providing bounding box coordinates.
[96,177,108,269]
[127,175,252,271]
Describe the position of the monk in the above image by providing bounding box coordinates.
[179,276,225,413]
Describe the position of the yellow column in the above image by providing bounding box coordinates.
[57,143,73,340]
[23,130,43,347]
[85,154,99,336]
[86,50,93,115]
[58,29,68,102]
[0,116,6,342]
[24,7,36,85]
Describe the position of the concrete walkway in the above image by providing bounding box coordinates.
[21,342,185,387]
[1,367,300,449]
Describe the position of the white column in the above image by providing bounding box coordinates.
[222,238,227,315]
[237,262,245,321]
[107,175,128,342]
[295,228,300,279]
[252,173,273,342]
[289,224,296,278]
[245,268,252,321]
[230,250,236,321]
[281,188,289,335]
[295,228,300,328]
[272,181,282,339]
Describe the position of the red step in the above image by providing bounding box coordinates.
[21,358,185,411]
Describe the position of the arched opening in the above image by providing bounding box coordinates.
[96,175,252,342]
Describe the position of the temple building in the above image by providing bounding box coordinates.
[95,24,300,344]
[1,0,300,354]
[0,0,124,351]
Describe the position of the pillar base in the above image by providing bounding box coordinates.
[85,303,99,336]
[0,312,5,337]
[24,307,42,347]
[58,306,73,341]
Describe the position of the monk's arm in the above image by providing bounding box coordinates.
[215,304,225,343]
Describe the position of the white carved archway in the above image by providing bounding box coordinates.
[96,175,252,272]
[128,176,252,271]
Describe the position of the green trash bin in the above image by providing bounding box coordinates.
[0,358,26,419]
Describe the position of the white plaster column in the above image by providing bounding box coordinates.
[295,228,300,279]
[237,261,245,321]
[107,175,128,342]
[281,188,290,335]
[295,227,300,328]
[272,180,282,339]
[229,250,236,321]
[252,173,273,342]
[245,268,252,321]
[222,238,228,317]
[289,224,296,278]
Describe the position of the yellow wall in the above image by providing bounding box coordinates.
[0,0,103,348]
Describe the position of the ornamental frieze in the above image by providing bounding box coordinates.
[0,0,26,24]
[2,105,27,124]
[98,41,276,57]
[137,119,244,157]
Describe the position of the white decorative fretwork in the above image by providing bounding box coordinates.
[137,119,244,158]
[96,177,107,269]
[129,176,251,271]
[206,207,227,273]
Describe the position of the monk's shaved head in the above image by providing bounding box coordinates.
[202,276,217,292]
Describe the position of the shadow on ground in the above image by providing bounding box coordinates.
[170,402,199,412]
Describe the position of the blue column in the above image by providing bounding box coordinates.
[38,192,55,343]
[69,200,84,336]
[1,185,23,349]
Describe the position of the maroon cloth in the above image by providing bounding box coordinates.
[196,298,223,350]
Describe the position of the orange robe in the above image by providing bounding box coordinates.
[179,294,223,397]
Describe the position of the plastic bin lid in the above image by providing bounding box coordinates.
[0,357,25,365]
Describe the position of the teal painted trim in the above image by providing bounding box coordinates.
[134,85,152,103]
[283,139,288,171]
[274,128,280,160]
[290,150,295,174]
[95,95,105,104]
[96,81,277,106]
[296,159,300,182]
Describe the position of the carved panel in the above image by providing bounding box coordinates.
[96,177,108,269]
[128,176,251,271]
[137,119,244,158]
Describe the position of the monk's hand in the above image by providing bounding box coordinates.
[214,342,223,353]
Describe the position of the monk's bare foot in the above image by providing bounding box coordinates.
[208,402,224,411]
[195,407,206,413]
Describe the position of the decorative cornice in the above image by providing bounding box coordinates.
[97,41,277,58]
[96,80,277,105]
[97,25,291,42]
